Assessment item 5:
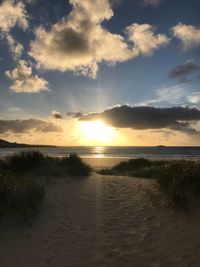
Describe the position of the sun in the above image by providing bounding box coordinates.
[79,120,115,144]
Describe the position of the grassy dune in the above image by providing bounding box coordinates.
[1,152,199,222]
[0,151,92,222]
[98,158,200,207]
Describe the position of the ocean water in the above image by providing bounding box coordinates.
[0,146,200,159]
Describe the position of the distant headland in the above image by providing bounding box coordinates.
[0,139,56,148]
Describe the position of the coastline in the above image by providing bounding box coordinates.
[1,146,200,162]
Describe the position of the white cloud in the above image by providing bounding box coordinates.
[6,34,23,58]
[155,85,187,103]
[29,0,169,78]
[0,0,29,59]
[138,84,189,106]
[155,86,200,107]
[126,23,170,56]
[138,83,200,108]
[5,60,49,93]
[187,93,200,104]
[172,23,200,50]
[0,0,28,33]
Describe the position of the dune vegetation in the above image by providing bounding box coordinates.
[98,158,200,207]
[1,151,199,222]
[0,151,92,222]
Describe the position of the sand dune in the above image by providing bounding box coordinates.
[0,174,200,267]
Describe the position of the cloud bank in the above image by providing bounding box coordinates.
[5,60,49,93]
[0,119,62,134]
[74,105,200,135]
[29,0,169,78]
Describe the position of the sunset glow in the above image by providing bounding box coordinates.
[0,0,200,146]
[79,120,115,144]
[1,1,200,266]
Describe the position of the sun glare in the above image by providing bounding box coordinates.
[79,120,115,144]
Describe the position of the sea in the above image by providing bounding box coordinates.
[0,146,200,159]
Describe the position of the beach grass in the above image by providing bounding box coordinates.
[98,158,200,206]
[98,158,167,178]
[2,150,45,173]
[0,169,45,223]
[155,160,200,206]
[1,151,92,177]
[59,153,92,176]
[0,151,92,222]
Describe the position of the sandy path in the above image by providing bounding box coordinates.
[0,174,200,267]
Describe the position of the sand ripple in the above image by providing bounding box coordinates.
[0,174,200,266]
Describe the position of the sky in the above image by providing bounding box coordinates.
[1,0,200,146]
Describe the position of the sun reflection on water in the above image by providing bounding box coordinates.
[92,146,106,158]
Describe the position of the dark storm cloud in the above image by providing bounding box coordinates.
[76,105,200,135]
[0,119,62,134]
[169,60,200,81]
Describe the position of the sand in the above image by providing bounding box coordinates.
[1,171,200,266]
[83,157,130,169]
